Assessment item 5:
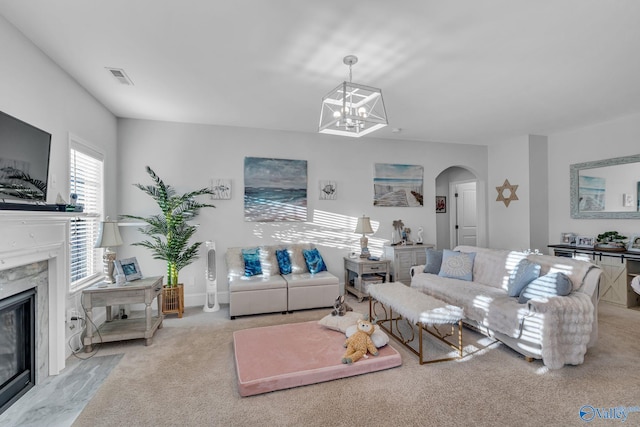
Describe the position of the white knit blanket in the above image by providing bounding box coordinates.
[368,282,464,325]
[527,292,594,369]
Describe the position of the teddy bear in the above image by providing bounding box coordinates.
[342,317,379,364]
[331,295,352,317]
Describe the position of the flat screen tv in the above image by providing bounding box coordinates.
[0,111,52,203]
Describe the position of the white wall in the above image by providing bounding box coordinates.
[548,112,640,245]
[488,135,532,250]
[528,135,549,252]
[116,119,488,305]
[0,16,118,356]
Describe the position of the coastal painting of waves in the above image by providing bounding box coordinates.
[244,157,308,222]
[374,163,424,207]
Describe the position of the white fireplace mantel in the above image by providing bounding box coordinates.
[0,211,79,376]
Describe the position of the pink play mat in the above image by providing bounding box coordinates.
[233,320,402,396]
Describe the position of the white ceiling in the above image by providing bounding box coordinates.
[2,0,640,145]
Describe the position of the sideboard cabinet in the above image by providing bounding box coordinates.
[548,245,640,308]
[383,244,434,284]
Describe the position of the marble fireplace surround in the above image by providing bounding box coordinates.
[0,211,74,380]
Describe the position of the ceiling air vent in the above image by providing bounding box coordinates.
[106,67,134,86]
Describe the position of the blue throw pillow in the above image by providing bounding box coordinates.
[242,247,262,277]
[507,259,541,297]
[438,249,476,281]
[276,249,292,275]
[423,249,443,274]
[302,248,327,274]
[518,272,572,303]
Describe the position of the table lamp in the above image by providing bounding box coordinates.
[95,217,123,283]
[354,215,374,258]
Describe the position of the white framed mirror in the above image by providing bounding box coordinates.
[570,154,640,219]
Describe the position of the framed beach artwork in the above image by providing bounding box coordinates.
[373,163,424,207]
[578,175,605,212]
[211,178,231,200]
[244,157,307,222]
[319,180,337,200]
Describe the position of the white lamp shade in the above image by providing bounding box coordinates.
[95,220,123,248]
[354,216,374,235]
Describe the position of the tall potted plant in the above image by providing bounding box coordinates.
[122,166,214,317]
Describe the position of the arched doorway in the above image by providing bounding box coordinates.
[435,166,479,250]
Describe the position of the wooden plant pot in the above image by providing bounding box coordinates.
[162,284,184,318]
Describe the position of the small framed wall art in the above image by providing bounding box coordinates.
[115,257,143,281]
[319,180,337,200]
[575,236,595,248]
[435,196,446,213]
[628,234,640,252]
[211,178,232,200]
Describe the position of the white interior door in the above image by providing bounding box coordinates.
[450,181,477,248]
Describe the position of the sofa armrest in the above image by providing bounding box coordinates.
[410,265,425,278]
[525,291,595,368]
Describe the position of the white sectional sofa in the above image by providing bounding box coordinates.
[410,245,602,369]
[225,243,339,319]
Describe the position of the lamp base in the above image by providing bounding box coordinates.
[103,250,116,283]
[360,235,370,258]
[360,247,371,258]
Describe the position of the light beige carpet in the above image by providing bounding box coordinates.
[72,300,640,427]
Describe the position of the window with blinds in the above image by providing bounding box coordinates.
[69,139,104,291]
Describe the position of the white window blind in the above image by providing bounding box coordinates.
[69,141,104,291]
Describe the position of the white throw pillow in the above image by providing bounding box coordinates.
[345,324,389,348]
[318,312,363,332]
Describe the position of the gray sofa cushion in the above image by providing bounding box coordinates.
[518,272,572,303]
[507,259,541,297]
[423,249,443,274]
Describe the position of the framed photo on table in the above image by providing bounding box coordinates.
[628,235,640,252]
[561,232,577,245]
[575,236,595,248]
[115,257,143,281]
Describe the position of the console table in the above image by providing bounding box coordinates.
[82,276,164,351]
[383,244,434,283]
[344,257,390,302]
[548,245,640,308]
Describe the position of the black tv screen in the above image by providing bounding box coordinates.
[0,111,52,203]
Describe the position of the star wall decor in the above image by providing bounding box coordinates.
[496,179,519,207]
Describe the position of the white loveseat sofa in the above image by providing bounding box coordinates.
[409,246,602,369]
[226,243,339,319]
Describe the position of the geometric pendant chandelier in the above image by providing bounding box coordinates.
[319,55,388,137]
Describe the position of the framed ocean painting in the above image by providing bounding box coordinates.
[244,157,308,222]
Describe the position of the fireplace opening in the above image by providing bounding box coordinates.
[0,288,35,415]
